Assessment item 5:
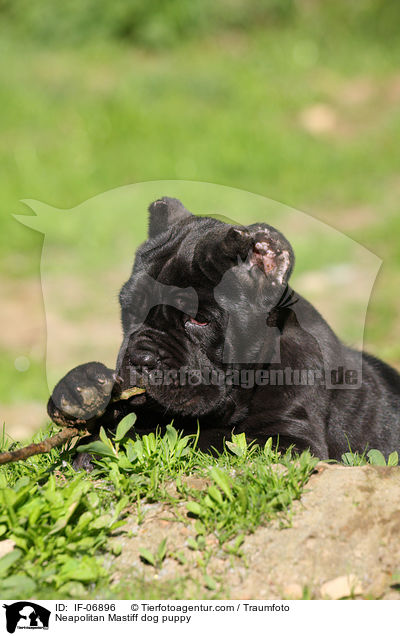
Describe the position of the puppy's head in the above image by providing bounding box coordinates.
[117,197,295,416]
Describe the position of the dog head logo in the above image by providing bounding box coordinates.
[3,602,50,633]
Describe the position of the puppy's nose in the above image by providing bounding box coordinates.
[130,348,158,369]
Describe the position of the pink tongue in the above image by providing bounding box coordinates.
[190,317,208,326]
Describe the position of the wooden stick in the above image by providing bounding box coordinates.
[0,427,86,465]
[0,386,145,466]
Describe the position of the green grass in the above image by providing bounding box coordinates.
[0,351,48,404]
[2,26,400,269]
[1,418,396,599]
[341,447,398,467]
[0,422,318,599]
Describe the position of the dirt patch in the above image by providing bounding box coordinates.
[298,103,339,136]
[336,77,376,107]
[109,465,400,599]
[316,205,378,233]
[299,73,400,141]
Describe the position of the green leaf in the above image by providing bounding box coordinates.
[14,476,31,492]
[133,439,144,459]
[186,501,203,516]
[203,494,215,509]
[57,556,103,584]
[117,456,135,470]
[125,440,138,462]
[47,501,79,536]
[58,581,86,597]
[77,440,116,458]
[139,547,156,566]
[388,451,399,466]
[87,492,100,508]
[233,534,245,550]
[143,432,156,455]
[10,535,28,551]
[204,574,217,590]
[264,437,273,456]
[91,514,113,530]
[0,548,22,576]
[28,504,42,527]
[187,537,198,551]
[367,449,387,466]
[236,486,248,513]
[225,441,243,457]
[115,413,137,442]
[341,452,356,466]
[174,551,187,565]
[231,432,247,451]
[209,467,233,501]
[208,485,223,505]
[0,574,36,597]
[99,426,114,449]
[111,544,122,556]
[110,520,127,532]
[149,465,159,492]
[165,424,178,449]
[176,436,191,455]
[194,519,206,535]
[156,538,167,563]
[114,495,129,516]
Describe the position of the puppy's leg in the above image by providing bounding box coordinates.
[47,361,145,470]
[47,362,117,426]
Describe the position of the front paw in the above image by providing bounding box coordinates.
[47,362,116,427]
[72,450,95,472]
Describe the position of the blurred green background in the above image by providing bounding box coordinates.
[1,0,400,438]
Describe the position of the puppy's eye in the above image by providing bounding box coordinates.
[187,316,209,327]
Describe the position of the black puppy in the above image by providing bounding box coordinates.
[48,197,400,461]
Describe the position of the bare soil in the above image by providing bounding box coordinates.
[110,464,400,599]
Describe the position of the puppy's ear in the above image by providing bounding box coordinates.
[148,197,192,238]
[245,224,295,287]
[248,242,294,287]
